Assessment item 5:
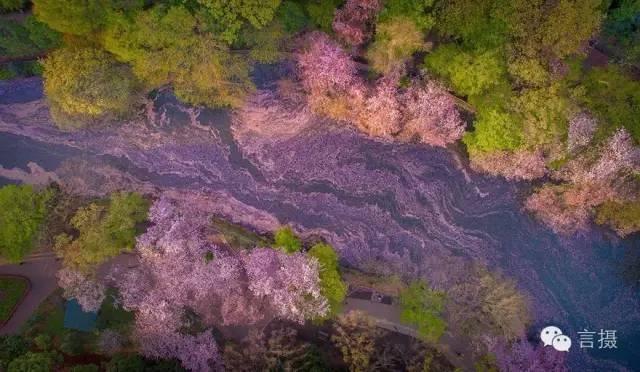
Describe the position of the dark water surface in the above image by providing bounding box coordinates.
[0,78,638,371]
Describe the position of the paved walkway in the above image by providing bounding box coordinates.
[0,253,59,335]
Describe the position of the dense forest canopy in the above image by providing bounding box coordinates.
[0,0,637,282]
[0,0,639,371]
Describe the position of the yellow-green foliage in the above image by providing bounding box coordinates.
[424,44,506,97]
[308,243,347,318]
[33,0,105,36]
[538,0,602,58]
[103,6,254,108]
[507,57,549,87]
[273,226,301,253]
[42,47,140,128]
[0,185,52,262]
[367,16,424,74]
[514,84,569,151]
[596,200,640,237]
[54,192,149,271]
[463,109,523,153]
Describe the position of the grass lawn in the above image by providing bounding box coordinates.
[0,276,29,323]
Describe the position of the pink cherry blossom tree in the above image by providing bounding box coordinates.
[297,32,362,98]
[356,74,403,138]
[400,82,465,147]
[242,248,328,323]
[57,268,106,312]
[333,0,381,46]
[109,196,328,370]
[470,150,547,181]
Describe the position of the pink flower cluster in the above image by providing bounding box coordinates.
[57,268,106,312]
[297,33,464,147]
[110,196,327,370]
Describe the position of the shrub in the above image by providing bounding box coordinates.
[273,226,301,253]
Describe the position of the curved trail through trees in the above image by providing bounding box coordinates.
[0,78,638,370]
[0,255,60,335]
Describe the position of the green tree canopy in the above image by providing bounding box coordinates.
[574,66,640,142]
[435,0,508,49]
[305,0,342,31]
[0,16,61,58]
[33,0,106,36]
[463,108,523,153]
[399,281,447,343]
[424,44,506,97]
[0,0,26,12]
[514,84,569,151]
[276,0,309,33]
[54,192,149,271]
[603,0,640,62]
[196,0,282,44]
[42,47,140,128]
[273,226,301,253]
[308,243,347,317]
[379,0,436,31]
[103,5,254,107]
[0,185,52,262]
[7,352,58,372]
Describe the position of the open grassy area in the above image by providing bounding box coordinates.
[0,276,29,323]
